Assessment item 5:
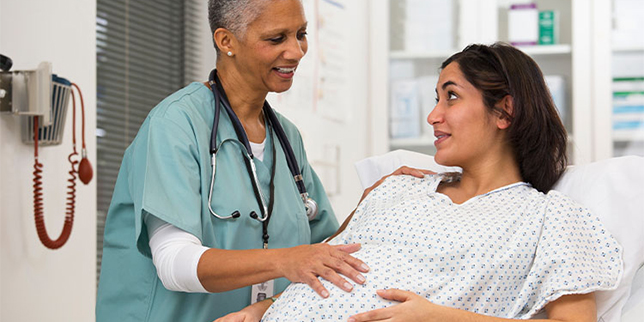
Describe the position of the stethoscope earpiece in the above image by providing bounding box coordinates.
[249,211,258,219]
[231,210,241,219]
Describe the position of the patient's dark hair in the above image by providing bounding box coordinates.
[441,42,568,192]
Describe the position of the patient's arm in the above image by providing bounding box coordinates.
[325,209,356,242]
[213,293,282,322]
[348,289,596,322]
[326,166,435,242]
[212,301,268,322]
[545,293,597,322]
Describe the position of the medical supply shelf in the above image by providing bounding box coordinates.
[389,50,456,60]
[614,132,644,142]
[368,0,627,165]
[517,44,572,55]
[389,44,571,60]
[607,0,644,157]
[613,46,644,53]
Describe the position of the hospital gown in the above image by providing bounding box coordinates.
[262,174,623,321]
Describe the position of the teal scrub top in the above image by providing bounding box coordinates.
[96,82,338,322]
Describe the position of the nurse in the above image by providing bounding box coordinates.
[95,0,370,320]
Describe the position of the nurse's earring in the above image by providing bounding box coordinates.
[227,51,233,57]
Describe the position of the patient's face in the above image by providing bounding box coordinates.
[428,62,506,167]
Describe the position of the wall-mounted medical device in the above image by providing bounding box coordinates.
[0,54,92,250]
[0,59,53,126]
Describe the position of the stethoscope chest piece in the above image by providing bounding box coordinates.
[304,197,318,221]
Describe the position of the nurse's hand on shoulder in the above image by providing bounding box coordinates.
[360,166,434,202]
[278,243,369,298]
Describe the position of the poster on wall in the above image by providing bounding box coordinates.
[269,0,350,123]
[315,0,350,123]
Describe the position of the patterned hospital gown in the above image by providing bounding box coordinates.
[262,174,623,321]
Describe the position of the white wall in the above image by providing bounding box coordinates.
[194,1,217,81]
[0,0,97,321]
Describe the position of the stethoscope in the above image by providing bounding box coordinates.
[207,69,318,240]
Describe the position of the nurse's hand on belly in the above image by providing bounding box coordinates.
[277,243,369,298]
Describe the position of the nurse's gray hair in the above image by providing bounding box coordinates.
[208,0,271,52]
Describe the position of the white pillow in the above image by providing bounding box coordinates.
[354,150,644,322]
[354,149,461,189]
[553,156,644,322]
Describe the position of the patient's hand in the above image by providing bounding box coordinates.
[348,289,436,322]
[361,166,434,202]
[213,311,256,322]
[213,298,272,322]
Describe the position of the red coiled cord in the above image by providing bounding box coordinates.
[33,83,89,249]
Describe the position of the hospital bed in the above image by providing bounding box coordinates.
[354,150,644,322]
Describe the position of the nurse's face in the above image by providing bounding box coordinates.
[234,0,308,94]
[428,62,506,167]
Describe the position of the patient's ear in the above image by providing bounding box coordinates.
[495,95,513,130]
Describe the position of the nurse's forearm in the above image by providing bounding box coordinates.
[197,243,369,296]
[196,248,285,293]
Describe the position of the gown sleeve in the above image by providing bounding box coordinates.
[515,190,623,318]
[129,113,204,256]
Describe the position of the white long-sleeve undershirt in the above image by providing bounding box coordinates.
[146,215,209,293]
[146,139,266,293]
